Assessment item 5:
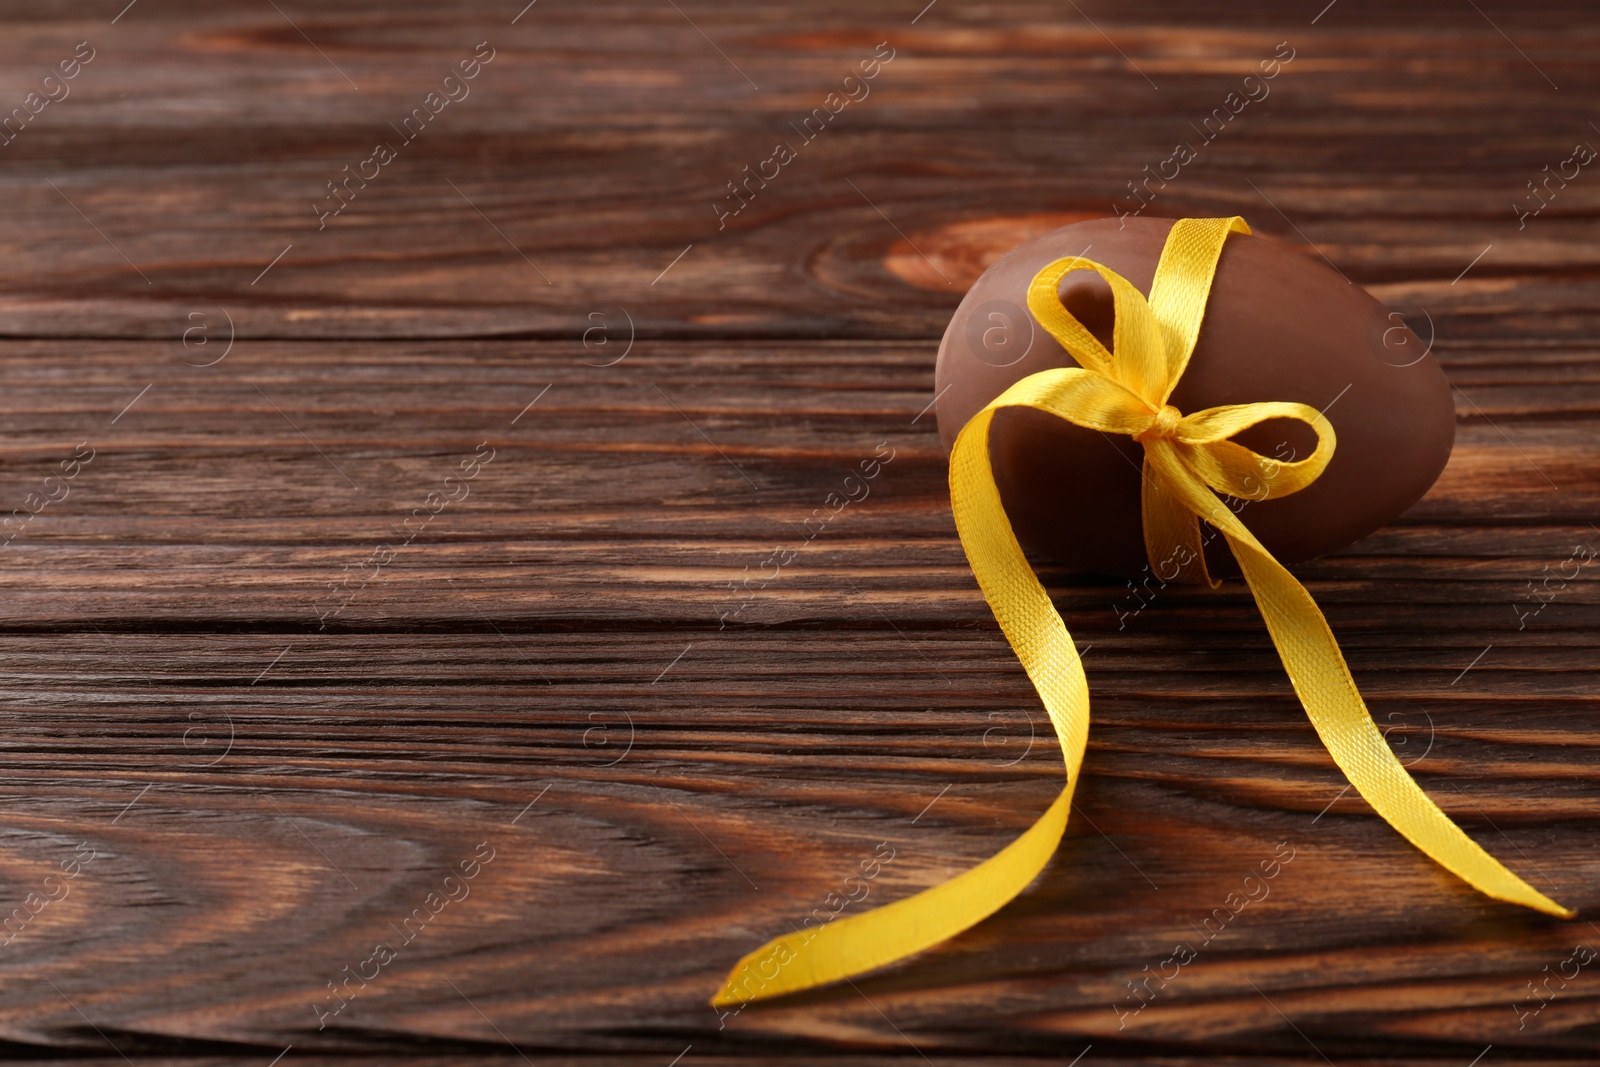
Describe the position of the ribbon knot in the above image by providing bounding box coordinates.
[1138,403,1184,442]
[712,216,1570,1012]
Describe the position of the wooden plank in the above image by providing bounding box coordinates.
[0,340,1592,1055]
[0,4,1592,339]
[2,0,1599,1059]
[0,341,1595,628]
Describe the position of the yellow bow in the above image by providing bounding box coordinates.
[712,216,1570,1011]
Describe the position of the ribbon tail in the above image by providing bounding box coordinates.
[1230,535,1572,916]
[710,786,1075,1007]
[1146,447,1573,918]
[712,400,1094,1006]
[1140,452,1214,588]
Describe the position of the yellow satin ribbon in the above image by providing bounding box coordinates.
[712,215,1571,1009]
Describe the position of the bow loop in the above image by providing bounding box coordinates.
[1171,401,1336,503]
[1027,257,1170,404]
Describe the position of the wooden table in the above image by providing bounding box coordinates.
[1,1,1597,1062]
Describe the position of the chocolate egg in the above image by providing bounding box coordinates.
[933,216,1454,578]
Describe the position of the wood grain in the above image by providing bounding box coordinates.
[0,0,1598,1062]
